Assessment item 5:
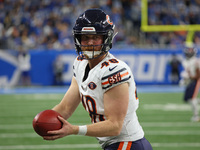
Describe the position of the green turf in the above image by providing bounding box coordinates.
[0,92,200,150]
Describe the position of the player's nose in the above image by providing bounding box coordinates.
[88,38,95,45]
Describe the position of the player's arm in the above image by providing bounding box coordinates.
[195,66,200,79]
[52,76,81,120]
[193,67,200,80]
[188,65,200,80]
[43,83,129,140]
[85,82,129,137]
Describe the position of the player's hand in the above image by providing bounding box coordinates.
[43,116,77,140]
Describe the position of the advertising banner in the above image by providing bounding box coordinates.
[0,49,184,87]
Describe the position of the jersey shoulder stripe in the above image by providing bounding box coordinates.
[101,67,126,80]
[102,75,131,90]
[101,67,131,90]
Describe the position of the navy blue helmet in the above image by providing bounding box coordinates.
[73,8,115,59]
[184,46,197,59]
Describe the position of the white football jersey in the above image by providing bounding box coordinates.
[73,52,144,148]
[182,56,200,79]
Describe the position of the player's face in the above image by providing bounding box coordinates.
[81,34,103,51]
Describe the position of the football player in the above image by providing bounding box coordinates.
[181,45,200,122]
[43,8,153,150]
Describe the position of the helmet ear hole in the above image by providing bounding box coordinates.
[101,30,114,53]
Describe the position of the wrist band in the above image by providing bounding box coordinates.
[77,125,87,135]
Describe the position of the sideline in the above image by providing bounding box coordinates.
[1,121,199,130]
[0,85,185,94]
[1,130,200,138]
[0,143,200,149]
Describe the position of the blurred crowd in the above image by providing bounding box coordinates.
[146,0,200,48]
[0,0,200,51]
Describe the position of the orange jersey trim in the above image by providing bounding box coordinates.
[126,141,132,150]
[102,80,109,85]
[117,142,124,150]
[101,72,129,86]
[121,72,129,78]
[117,141,132,150]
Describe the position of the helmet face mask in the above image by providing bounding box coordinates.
[184,47,197,59]
[73,8,115,59]
[80,44,104,60]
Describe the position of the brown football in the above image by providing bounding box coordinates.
[32,110,62,136]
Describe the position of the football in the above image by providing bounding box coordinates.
[32,109,63,136]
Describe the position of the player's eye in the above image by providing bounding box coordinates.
[81,35,102,41]
[81,35,88,41]
[94,35,103,40]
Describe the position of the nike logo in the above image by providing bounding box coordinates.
[109,65,117,71]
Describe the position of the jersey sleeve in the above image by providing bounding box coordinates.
[196,58,200,69]
[73,55,85,79]
[101,64,131,92]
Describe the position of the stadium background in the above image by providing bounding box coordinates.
[2,0,200,87]
[0,0,200,150]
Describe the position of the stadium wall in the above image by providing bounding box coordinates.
[0,49,184,87]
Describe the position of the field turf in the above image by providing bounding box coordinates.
[0,90,200,150]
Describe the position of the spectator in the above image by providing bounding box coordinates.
[53,55,64,86]
[18,46,31,86]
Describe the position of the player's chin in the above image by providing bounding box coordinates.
[83,54,101,60]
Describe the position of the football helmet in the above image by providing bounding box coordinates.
[73,8,115,59]
[184,46,197,59]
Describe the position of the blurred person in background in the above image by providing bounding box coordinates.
[180,45,200,122]
[53,55,64,86]
[169,53,181,84]
[18,46,31,86]
[43,8,153,150]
